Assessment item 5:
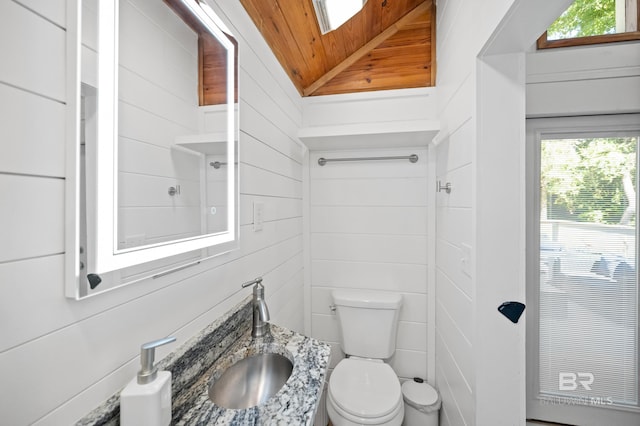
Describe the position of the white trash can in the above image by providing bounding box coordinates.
[401,378,441,426]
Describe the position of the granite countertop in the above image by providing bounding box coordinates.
[174,326,329,425]
[78,296,331,425]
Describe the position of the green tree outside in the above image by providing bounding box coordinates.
[542,138,637,226]
[547,0,616,40]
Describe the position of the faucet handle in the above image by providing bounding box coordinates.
[241,277,263,288]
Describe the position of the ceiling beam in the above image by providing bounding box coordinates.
[303,0,431,96]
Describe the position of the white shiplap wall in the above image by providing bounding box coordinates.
[309,146,429,380]
[434,1,530,425]
[0,1,304,425]
[526,42,640,117]
[302,89,436,384]
[433,1,640,425]
[433,0,476,423]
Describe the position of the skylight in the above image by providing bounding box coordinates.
[313,0,368,34]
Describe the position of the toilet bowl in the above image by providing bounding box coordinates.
[327,290,404,426]
[327,358,403,426]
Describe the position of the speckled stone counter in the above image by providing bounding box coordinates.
[77,296,331,425]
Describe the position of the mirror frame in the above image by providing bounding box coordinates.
[65,0,238,298]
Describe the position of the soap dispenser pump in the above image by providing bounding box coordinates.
[120,336,176,426]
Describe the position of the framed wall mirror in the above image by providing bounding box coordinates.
[65,0,239,299]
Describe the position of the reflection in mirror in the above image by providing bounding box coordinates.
[66,0,238,298]
[116,0,233,250]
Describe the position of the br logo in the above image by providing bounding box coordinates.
[558,372,594,391]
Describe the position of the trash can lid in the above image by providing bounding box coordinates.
[402,380,439,407]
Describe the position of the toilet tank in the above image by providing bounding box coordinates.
[332,290,402,359]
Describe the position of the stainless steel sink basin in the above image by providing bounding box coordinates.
[208,352,293,409]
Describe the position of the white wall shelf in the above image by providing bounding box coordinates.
[298,119,440,151]
[174,132,228,155]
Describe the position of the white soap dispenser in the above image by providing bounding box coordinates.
[120,336,176,426]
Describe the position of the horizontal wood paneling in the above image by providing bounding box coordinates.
[239,72,302,145]
[118,103,193,151]
[436,206,471,249]
[301,87,436,127]
[312,233,428,264]
[240,163,302,199]
[0,1,65,101]
[436,162,472,209]
[311,260,428,293]
[527,76,640,117]
[0,1,306,424]
[241,133,303,180]
[119,67,198,132]
[0,83,65,177]
[436,331,474,425]
[309,146,429,381]
[311,206,428,235]
[526,43,640,84]
[435,118,473,176]
[436,238,472,298]
[0,230,301,425]
[436,270,472,340]
[239,103,303,163]
[112,2,216,256]
[397,321,428,352]
[232,37,302,126]
[311,177,428,206]
[434,1,477,423]
[436,299,473,386]
[15,0,66,27]
[120,0,199,103]
[0,175,64,263]
[436,363,469,426]
[239,195,302,226]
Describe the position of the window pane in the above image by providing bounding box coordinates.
[547,0,638,41]
[539,136,639,407]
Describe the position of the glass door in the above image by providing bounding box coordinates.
[527,115,640,426]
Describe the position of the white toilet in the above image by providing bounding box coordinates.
[327,290,404,426]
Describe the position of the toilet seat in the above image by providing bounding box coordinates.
[329,358,403,422]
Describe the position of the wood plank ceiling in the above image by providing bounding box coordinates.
[240,0,436,96]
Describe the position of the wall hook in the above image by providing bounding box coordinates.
[168,185,181,196]
[437,180,451,194]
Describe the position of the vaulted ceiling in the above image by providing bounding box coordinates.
[240,0,435,96]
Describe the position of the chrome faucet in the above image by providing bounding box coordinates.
[241,277,271,338]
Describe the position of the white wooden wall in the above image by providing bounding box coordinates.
[435,1,640,425]
[308,146,430,381]
[301,89,435,386]
[0,1,304,424]
[433,0,477,423]
[526,43,640,117]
